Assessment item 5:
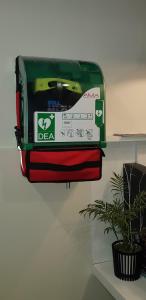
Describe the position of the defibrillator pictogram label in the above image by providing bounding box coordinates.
[34,88,103,144]
[34,112,55,142]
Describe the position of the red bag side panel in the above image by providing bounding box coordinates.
[20,150,27,176]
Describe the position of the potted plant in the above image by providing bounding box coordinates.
[79,172,146,281]
[139,227,146,277]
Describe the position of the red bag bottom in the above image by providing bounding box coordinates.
[29,167,101,182]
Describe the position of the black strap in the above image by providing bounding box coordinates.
[15,56,23,147]
[15,56,20,91]
[29,161,101,171]
[14,126,22,147]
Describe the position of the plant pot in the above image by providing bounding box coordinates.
[140,233,146,276]
[112,240,143,281]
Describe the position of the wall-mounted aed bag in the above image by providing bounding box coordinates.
[15,56,106,182]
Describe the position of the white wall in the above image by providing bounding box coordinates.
[0,0,146,299]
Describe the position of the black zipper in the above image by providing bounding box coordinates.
[29,161,101,172]
[31,146,105,156]
[32,144,98,150]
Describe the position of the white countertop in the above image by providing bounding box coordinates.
[93,261,146,300]
[107,135,146,143]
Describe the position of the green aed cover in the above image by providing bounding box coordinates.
[16,56,106,150]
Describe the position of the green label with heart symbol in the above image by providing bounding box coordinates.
[35,112,55,142]
[95,100,104,127]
